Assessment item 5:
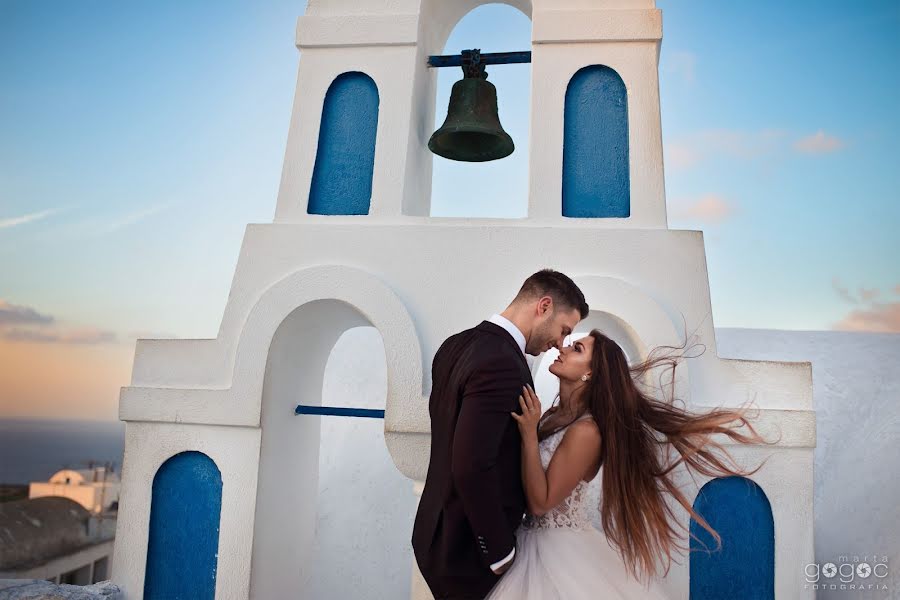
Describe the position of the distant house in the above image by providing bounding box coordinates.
[0,496,115,584]
[29,466,120,514]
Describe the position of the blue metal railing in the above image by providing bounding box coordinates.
[295,405,385,419]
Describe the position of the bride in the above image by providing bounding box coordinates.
[484,329,769,599]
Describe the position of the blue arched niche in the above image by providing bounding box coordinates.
[562,65,630,218]
[144,451,223,600]
[690,476,775,600]
[308,71,380,215]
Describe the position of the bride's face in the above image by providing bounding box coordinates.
[548,335,594,382]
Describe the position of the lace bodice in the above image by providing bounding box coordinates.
[520,415,596,531]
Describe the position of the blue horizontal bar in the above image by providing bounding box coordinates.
[427,51,532,68]
[295,405,385,419]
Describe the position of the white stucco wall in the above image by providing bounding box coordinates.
[306,327,415,600]
[715,328,899,598]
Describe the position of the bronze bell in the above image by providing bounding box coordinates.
[428,51,514,162]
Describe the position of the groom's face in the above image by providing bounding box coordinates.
[526,304,581,356]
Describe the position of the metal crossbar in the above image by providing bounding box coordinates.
[427,50,532,68]
[294,405,386,419]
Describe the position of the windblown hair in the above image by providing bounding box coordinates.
[538,323,778,585]
[514,268,590,319]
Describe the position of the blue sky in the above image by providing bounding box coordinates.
[0,1,898,419]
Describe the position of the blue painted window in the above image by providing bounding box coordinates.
[562,65,630,218]
[145,451,223,600]
[308,72,380,215]
[690,476,775,600]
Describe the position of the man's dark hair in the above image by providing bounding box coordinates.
[513,269,589,319]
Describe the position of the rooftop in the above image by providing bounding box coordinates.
[0,497,115,572]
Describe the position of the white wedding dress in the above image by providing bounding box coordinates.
[485,415,673,600]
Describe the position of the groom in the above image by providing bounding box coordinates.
[412,269,589,600]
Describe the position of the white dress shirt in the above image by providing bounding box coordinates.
[485,313,525,572]
[488,313,526,357]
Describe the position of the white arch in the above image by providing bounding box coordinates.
[120,265,425,429]
[421,0,533,54]
[528,275,694,413]
[566,275,693,403]
[231,265,425,425]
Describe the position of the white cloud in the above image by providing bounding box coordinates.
[2,326,118,344]
[0,299,119,344]
[669,193,737,223]
[859,287,880,302]
[0,208,59,229]
[664,128,787,171]
[34,201,174,241]
[831,281,900,333]
[833,302,900,334]
[665,128,844,172]
[0,299,55,325]
[793,130,844,154]
[831,277,858,304]
[98,202,170,234]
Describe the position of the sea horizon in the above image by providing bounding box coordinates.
[0,417,125,485]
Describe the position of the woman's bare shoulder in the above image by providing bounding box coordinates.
[567,416,601,440]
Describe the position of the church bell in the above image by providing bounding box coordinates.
[428,51,514,162]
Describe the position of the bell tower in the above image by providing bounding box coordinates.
[112,1,816,599]
[276,0,666,225]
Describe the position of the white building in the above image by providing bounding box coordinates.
[29,466,120,515]
[112,1,816,599]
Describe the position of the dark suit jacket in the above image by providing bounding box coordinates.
[412,320,535,586]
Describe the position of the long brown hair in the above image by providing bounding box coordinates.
[538,325,778,585]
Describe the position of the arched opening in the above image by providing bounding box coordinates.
[533,310,645,413]
[429,3,532,218]
[308,72,379,215]
[562,65,631,218]
[144,451,222,600]
[249,299,413,599]
[690,476,775,600]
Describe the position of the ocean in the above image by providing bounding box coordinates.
[0,418,125,484]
